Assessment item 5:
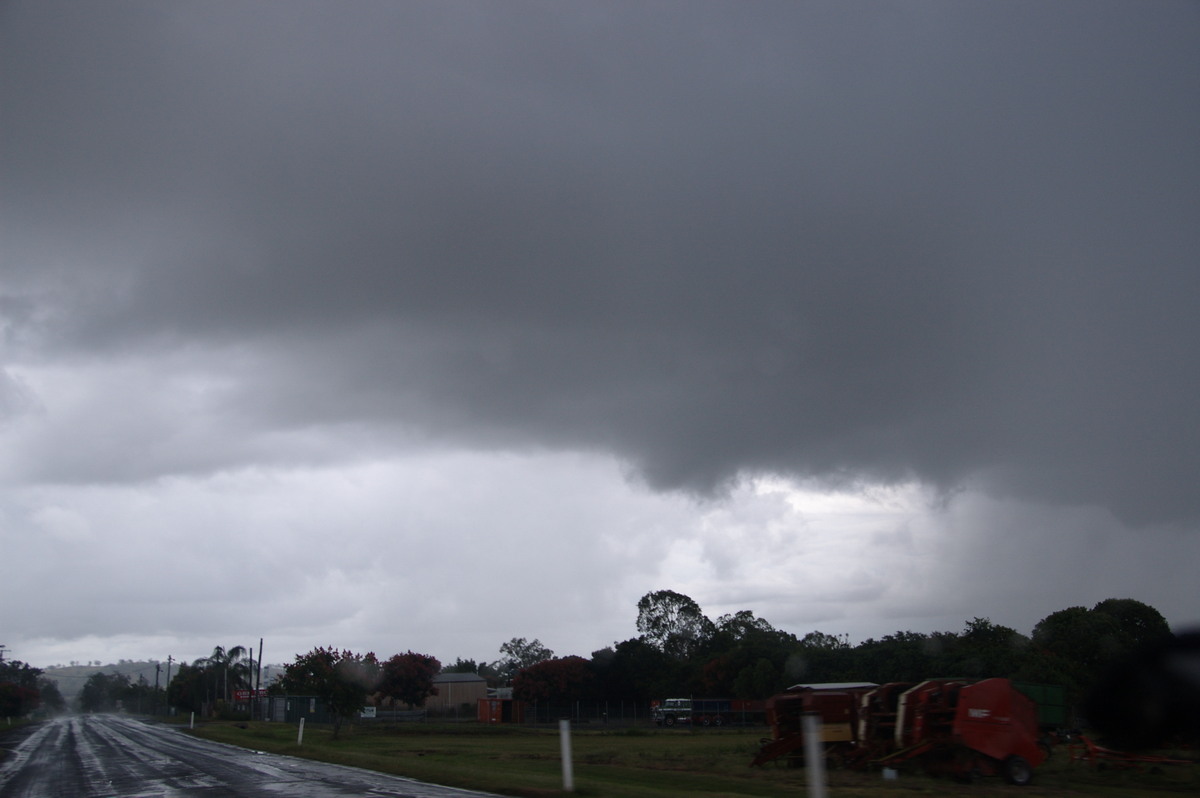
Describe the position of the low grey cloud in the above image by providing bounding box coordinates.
[1,2,1197,665]
[7,2,1195,524]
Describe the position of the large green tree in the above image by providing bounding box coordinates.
[0,659,43,717]
[844,630,940,683]
[1031,597,1172,695]
[636,590,715,660]
[512,656,593,703]
[279,647,380,737]
[950,617,1030,678]
[78,671,132,713]
[589,639,675,701]
[491,638,553,682]
[783,630,855,685]
[168,662,210,714]
[714,610,777,641]
[443,657,481,674]
[732,658,780,699]
[36,678,66,715]
[1031,605,1118,692]
[1091,598,1171,652]
[377,652,441,708]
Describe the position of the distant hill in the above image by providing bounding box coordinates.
[40,661,170,705]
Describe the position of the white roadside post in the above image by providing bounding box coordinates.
[559,719,575,792]
[802,713,828,798]
[297,717,305,745]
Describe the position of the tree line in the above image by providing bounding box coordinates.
[493,592,1173,711]
[77,671,162,714]
[247,593,1172,734]
[172,645,446,737]
[1,593,1171,728]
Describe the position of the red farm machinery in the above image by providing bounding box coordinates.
[752,682,877,769]
[752,678,1048,785]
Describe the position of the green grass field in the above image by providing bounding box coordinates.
[185,721,1198,797]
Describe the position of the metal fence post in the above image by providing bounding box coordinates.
[560,719,574,792]
[802,713,828,798]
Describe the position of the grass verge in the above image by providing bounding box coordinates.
[186,721,1198,797]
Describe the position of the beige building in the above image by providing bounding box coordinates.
[370,671,489,713]
[424,672,488,712]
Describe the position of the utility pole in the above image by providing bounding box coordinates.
[247,643,254,717]
[154,662,162,717]
[165,656,173,717]
[256,638,264,721]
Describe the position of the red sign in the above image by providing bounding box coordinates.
[234,689,268,700]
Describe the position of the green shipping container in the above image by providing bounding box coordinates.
[282,695,334,725]
[1013,682,1069,728]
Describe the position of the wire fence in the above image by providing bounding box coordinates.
[519,701,766,728]
[520,700,651,726]
[372,700,656,726]
[249,696,768,729]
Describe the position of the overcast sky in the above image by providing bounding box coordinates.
[2,1,1198,671]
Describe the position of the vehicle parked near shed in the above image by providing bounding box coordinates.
[652,697,764,726]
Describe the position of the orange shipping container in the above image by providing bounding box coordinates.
[477,698,525,724]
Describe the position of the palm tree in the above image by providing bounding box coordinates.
[206,645,250,703]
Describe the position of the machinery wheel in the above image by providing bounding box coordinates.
[664,716,675,727]
[713,716,724,727]
[1004,755,1033,786]
[702,716,712,726]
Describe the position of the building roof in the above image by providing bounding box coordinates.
[434,672,487,683]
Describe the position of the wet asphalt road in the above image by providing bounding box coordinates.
[0,714,502,797]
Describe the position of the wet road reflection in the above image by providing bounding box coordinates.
[0,714,501,797]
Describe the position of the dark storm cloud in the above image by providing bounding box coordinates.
[3,2,1198,523]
